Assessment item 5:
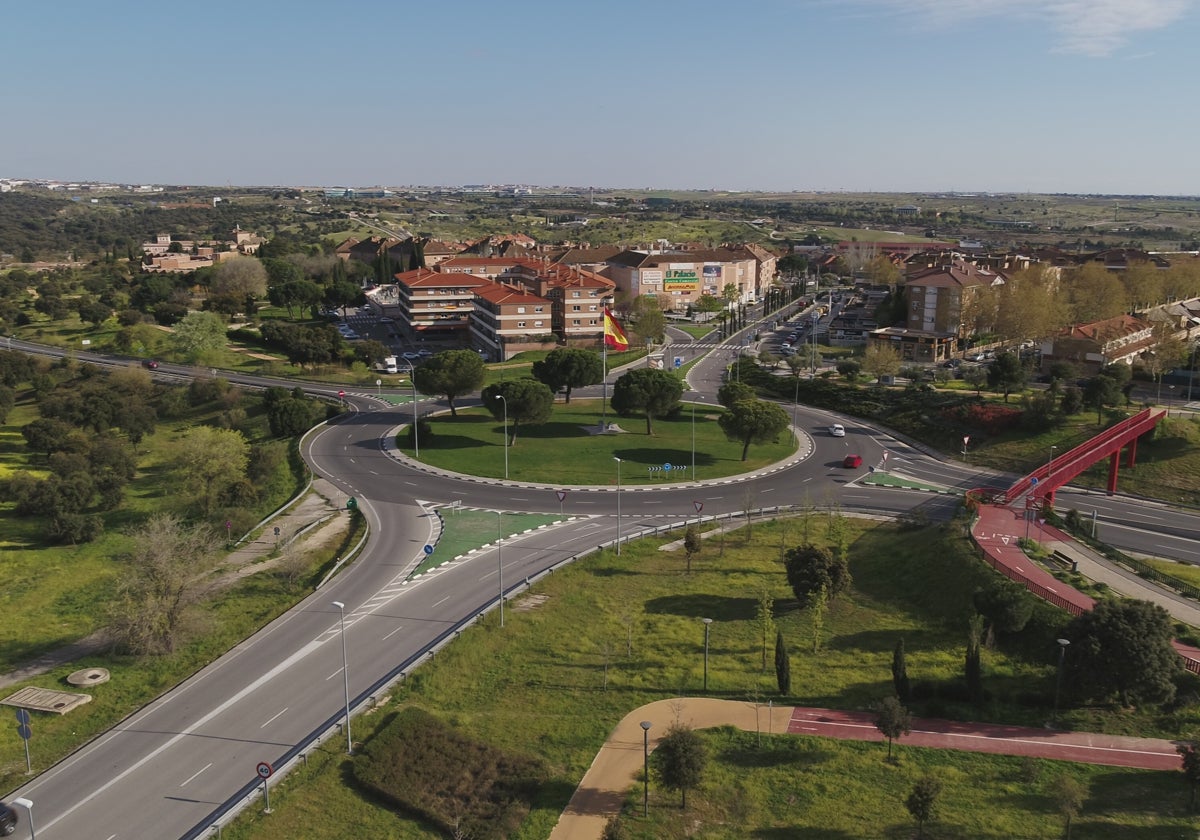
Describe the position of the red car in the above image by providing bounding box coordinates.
[842,454,863,469]
[143,360,159,370]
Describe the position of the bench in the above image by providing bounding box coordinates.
[1048,550,1078,572]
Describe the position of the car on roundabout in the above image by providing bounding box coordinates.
[842,454,863,468]
[829,423,845,437]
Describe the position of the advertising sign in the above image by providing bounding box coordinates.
[664,269,699,291]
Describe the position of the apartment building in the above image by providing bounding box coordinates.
[469,283,557,361]
[497,260,615,347]
[393,267,489,337]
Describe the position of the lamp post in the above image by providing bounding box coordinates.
[1053,637,1071,723]
[702,617,713,692]
[404,360,419,458]
[793,371,800,430]
[496,510,505,628]
[12,797,33,840]
[613,456,622,555]
[494,393,508,480]
[331,600,352,754]
[1046,444,1057,510]
[639,721,652,816]
[810,311,819,378]
[690,404,696,482]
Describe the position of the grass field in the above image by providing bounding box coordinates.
[398,399,796,484]
[411,508,564,576]
[220,517,1198,840]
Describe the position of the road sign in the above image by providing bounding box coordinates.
[1030,477,1039,486]
[674,356,683,369]
[693,500,703,513]
[256,761,273,779]
[338,390,346,399]
[273,526,281,537]
[15,709,29,726]
[963,435,970,446]
[882,452,889,461]
[423,544,434,555]
[555,490,567,502]
[16,724,31,741]
[663,462,672,471]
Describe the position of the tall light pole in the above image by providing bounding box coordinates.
[810,311,819,378]
[702,617,713,692]
[13,797,33,840]
[690,404,696,482]
[496,510,505,628]
[613,456,622,555]
[494,394,508,480]
[1053,637,1071,723]
[404,360,419,458]
[331,601,352,754]
[639,721,652,816]
[1047,444,1057,509]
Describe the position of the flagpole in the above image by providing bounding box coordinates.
[601,340,608,429]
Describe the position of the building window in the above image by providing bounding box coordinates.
[588,304,598,311]
[572,319,581,326]
[517,321,526,328]
[534,320,544,327]
[535,305,544,312]
[571,291,581,298]
[517,306,526,314]
[572,305,581,311]
[589,319,598,326]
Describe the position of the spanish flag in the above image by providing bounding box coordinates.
[603,307,629,351]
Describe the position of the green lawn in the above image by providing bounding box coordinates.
[220,518,1197,840]
[672,324,717,340]
[400,399,796,484]
[411,509,564,576]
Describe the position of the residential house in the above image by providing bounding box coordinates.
[393,267,489,337]
[1041,314,1156,376]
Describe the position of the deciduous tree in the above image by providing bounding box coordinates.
[652,723,707,809]
[905,775,942,838]
[173,425,250,516]
[1064,598,1180,706]
[986,351,1028,403]
[874,695,912,761]
[1050,774,1085,840]
[783,544,851,605]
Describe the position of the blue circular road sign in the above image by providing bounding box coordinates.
[423,544,434,555]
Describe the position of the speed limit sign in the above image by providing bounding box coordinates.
[256,761,273,779]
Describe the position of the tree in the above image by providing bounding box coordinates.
[1064,598,1181,706]
[874,695,912,761]
[973,577,1034,646]
[783,543,851,605]
[966,613,984,703]
[106,514,222,655]
[211,256,268,301]
[626,295,666,344]
[413,350,486,417]
[774,630,791,694]
[716,380,755,409]
[905,775,942,838]
[718,399,789,461]
[652,723,706,809]
[810,583,828,652]
[610,368,682,435]
[171,311,228,361]
[1050,774,1085,839]
[755,585,775,672]
[835,359,861,382]
[986,351,1028,403]
[892,638,911,702]
[861,344,901,383]
[683,523,701,574]
[481,379,553,444]
[963,364,988,395]
[1178,742,1200,810]
[172,425,250,516]
[1083,372,1125,423]
[530,348,602,404]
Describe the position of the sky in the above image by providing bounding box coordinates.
[3,0,1198,194]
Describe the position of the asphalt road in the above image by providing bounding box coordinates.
[6,322,1200,838]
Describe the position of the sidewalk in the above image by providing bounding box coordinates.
[547,699,1185,840]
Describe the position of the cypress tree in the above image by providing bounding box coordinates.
[774,630,791,695]
[892,638,911,701]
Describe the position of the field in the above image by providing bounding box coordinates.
[397,399,797,484]
[220,517,1198,840]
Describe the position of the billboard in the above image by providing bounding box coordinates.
[664,269,699,291]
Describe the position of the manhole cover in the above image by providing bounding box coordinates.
[67,668,110,686]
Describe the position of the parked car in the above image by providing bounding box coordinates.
[829,423,846,437]
[842,454,863,469]
[0,802,16,836]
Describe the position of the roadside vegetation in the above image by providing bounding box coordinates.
[220,516,1200,840]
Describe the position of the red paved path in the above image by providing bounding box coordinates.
[788,706,1181,770]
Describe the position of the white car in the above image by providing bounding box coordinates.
[829,423,846,437]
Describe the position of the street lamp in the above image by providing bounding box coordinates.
[12,797,33,840]
[496,511,505,628]
[494,394,508,480]
[1053,637,1071,723]
[639,721,652,817]
[331,600,352,754]
[702,617,713,691]
[613,456,623,555]
[404,360,419,458]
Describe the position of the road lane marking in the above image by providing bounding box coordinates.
[179,763,212,787]
[381,625,404,641]
[432,595,450,607]
[261,708,288,728]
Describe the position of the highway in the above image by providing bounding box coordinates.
[5,323,1200,838]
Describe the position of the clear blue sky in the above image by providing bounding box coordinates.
[3,0,1197,194]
